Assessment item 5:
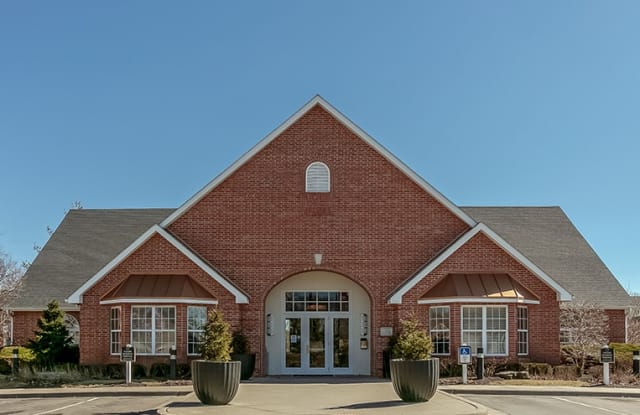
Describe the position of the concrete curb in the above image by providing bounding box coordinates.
[438,391,488,415]
[441,386,640,398]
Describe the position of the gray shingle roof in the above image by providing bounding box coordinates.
[15,206,630,310]
[14,209,174,310]
[462,206,631,309]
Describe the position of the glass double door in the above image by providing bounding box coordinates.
[284,314,350,374]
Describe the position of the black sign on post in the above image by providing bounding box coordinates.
[121,345,136,362]
[600,347,615,364]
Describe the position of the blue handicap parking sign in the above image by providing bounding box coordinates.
[459,346,471,364]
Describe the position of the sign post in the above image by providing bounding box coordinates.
[600,346,614,386]
[121,344,136,385]
[459,345,471,384]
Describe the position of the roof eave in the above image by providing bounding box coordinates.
[388,223,573,304]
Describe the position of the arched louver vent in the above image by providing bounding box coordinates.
[306,162,330,193]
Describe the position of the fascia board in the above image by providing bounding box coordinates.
[100,298,218,305]
[417,297,540,305]
[161,95,477,228]
[388,223,573,304]
[66,225,249,305]
[155,227,249,304]
[65,225,159,304]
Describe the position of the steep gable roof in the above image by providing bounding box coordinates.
[66,224,249,304]
[462,207,631,309]
[161,95,476,228]
[13,209,174,310]
[388,223,573,304]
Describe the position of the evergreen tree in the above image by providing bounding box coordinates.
[200,309,233,362]
[28,300,73,368]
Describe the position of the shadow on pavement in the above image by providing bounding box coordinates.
[327,400,408,410]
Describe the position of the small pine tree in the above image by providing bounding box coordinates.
[28,300,73,369]
[392,315,433,361]
[200,309,233,362]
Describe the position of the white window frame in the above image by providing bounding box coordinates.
[110,307,121,355]
[64,314,80,345]
[429,306,450,356]
[187,306,207,356]
[305,162,330,193]
[461,305,508,357]
[131,306,176,356]
[517,306,528,356]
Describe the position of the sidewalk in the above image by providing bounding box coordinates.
[159,378,486,415]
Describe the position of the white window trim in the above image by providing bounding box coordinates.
[429,306,451,356]
[110,306,122,355]
[131,305,176,356]
[517,306,529,356]
[187,306,207,356]
[305,162,330,193]
[461,305,508,357]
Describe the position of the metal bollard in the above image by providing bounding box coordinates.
[169,346,177,380]
[476,347,484,380]
[633,350,640,376]
[12,348,19,376]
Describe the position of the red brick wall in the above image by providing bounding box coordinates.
[12,310,80,347]
[11,311,41,346]
[167,105,471,375]
[408,233,562,364]
[79,234,240,367]
[606,309,626,343]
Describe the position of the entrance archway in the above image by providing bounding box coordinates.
[265,271,371,375]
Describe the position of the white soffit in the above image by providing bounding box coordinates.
[160,95,477,228]
[388,223,573,304]
[65,225,249,304]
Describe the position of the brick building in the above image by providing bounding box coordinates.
[10,96,630,375]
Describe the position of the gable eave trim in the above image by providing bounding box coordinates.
[160,95,476,228]
[388,223,573,304]
[65,225,249,305]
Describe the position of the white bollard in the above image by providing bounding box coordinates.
[462,363,468,384]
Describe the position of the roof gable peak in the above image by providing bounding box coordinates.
[161,95,476,228]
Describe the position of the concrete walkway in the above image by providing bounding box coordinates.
[160,378,486,415]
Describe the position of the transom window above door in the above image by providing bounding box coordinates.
[285,291,349,312]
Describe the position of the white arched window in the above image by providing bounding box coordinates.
[306,162,330,193]
[64,314,80,344]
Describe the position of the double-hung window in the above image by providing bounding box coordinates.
[110,307,121,355]
[429,306,450,355]
[517,307,528,355]
[187,306,207,355]
[461,306,507,356]
[131,306,176,355]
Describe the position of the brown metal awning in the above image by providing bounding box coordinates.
[100,275,217,305]
[418,273,540,304]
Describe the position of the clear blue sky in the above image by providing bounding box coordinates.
[1,2,639,293]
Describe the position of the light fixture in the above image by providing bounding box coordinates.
[314,253,323,265]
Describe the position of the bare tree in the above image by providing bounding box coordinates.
[627,295,640,344]
[560,301,609,373]
[0,250,25,345]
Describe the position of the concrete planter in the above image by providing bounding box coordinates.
[390,358,439,402]
[231,353,256,380]
[191,360,241,405]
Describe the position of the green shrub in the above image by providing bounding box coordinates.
[0,346,36,363]
[0,359,11,375]
[391,316,433,360]
[177,363,191,379]
[438,358,462,377]
[150,363,170,378]
[201,310,233,362]
[231,332,250,354]
[132,364,146,379]
[609,343,640,373]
